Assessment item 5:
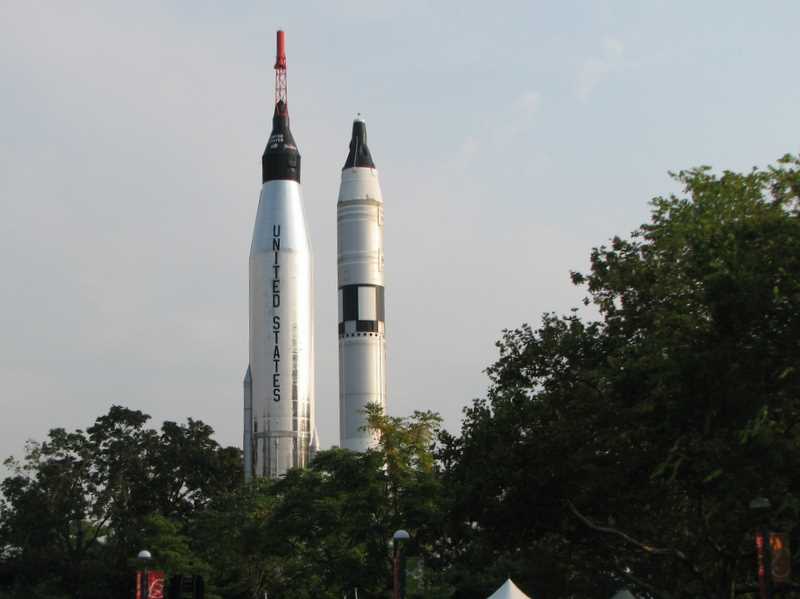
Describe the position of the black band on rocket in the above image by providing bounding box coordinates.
[339,284,385,323]
[338,321,381,335]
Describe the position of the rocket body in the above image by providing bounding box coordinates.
[337,120,387,451]
[246,178,314,478]
[244,31,315,479]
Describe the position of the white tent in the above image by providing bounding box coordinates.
[486,579,532,599]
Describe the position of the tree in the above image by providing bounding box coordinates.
[0,406,241,599]
[193,406,444,599]
[441,156,800,599]
[139,513,215,596]
[0,403,444,599]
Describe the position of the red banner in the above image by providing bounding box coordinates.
[136,570,165,599]
[755,532,768,599]
[770,532,791,584]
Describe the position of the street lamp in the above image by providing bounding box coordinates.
[136,549,153,599]
[750,497,772,599]
[392,530,410,599]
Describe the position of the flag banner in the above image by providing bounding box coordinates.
[136,570,166,599]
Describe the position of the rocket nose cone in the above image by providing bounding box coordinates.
[273,99,289,121]
[262,100,301,183]
[343,119,375,169]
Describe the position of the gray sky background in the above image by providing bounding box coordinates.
[1,1,799,462]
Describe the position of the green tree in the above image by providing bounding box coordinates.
[0,406,241,599]
[139,514,218,597]
[441,156,800,599]
[194,407,444,599]
[190,478,280,599]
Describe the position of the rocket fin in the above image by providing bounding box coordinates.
[243,366,253,482]
[310,427,320,459]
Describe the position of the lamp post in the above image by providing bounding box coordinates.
[392,530,410,599]
[750,497,772,599]
[137,550,153,599]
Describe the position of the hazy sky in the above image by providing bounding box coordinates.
[2,1,799,462]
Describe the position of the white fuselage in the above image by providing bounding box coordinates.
[246,179,314,478]
[337,166,387,451]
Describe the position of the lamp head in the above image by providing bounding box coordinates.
[137,550,152,561]
[749,497,771,512]
[393,529,410,541]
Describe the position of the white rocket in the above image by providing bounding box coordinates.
[337,118,387,451]
[244,31,317,480]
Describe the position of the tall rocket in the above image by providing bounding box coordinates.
[244,31,316,480]
[337,118,387,451]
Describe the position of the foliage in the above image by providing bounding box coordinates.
[0,405,443,599]
[440,155,800,598]
[192,406,444,599]
[0,407,241,599]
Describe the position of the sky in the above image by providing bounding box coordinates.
[1,1,799,464]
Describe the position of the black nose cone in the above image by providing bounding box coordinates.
[343,119,375,169]
[262,100,301,183]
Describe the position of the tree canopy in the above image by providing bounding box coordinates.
[0,407,241,598]
[441,155,800,599]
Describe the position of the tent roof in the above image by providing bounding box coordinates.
[487,579,531,599]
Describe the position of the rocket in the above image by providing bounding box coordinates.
[337,118,387,451]
[244,31,317,480]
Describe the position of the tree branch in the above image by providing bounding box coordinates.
[567,500,703,578]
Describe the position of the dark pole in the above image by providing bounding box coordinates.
[392,540,400,599]
[399,547,407,599]
[751,498,772,599]
[392,530,409,599]
[763,527,773,599]
[756,529,769,599]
